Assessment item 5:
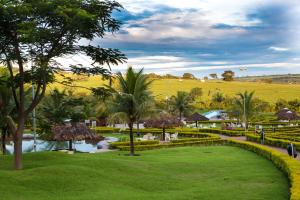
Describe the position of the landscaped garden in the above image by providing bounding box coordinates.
[1,0,300,200]
[0,146,290,200]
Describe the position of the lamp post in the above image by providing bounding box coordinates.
[243,95,246,132]
[32,83,37,152]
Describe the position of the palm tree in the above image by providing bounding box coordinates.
[211,92,225,109]
[108,67,153,156]
[236,91,255,130]
[170,91,192,121]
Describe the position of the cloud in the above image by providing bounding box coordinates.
[269,46,290,52]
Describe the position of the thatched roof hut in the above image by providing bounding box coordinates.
[52,123,104,150]
[186,112,208,127]
[144,114,182,140]
[277,108,299,121]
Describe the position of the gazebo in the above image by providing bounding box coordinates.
[52,123,104,151]
[144,114,182,140]
[186,112,209,127]
[277,108,299,121]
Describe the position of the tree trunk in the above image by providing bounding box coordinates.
[162,127,166,141]
[14,129,23,170]
[69,140,73,151]
[13,117,25,170]
[196,121,198,128]
[1,128,6,155]
[136,121,140,137]
[129,122,135,156]
[179,111,182,122]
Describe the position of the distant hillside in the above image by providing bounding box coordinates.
[236,74,300,84]
[48,73,300,103]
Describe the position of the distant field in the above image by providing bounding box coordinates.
[49,74,300,103]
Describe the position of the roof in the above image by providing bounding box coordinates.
[277,109,299,120]
[51,123,104,141]
[186,112,209,121]
[144,114,182,129]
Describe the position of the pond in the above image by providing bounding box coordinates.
[5,137,119,155]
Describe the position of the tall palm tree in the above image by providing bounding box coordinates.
[236,91,255,130]
[108,67,153,156]
[170,91,192,121]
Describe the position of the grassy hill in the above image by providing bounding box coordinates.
[49,73,300,103]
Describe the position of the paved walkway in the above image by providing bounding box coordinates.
[219,135,300,162]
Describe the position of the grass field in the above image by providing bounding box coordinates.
[0,146,289,200]
[49,74,300,103]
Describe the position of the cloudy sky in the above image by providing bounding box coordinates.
[71,0,300,78]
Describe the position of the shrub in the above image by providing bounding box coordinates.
[110,140,159,149]
[198,128,245,136]
[246,134,300,151]
[94,127,120,133]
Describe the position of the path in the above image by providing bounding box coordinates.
[219,135,300,162]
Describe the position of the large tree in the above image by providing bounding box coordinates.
[0,0,126,169]
[108,67,153,156]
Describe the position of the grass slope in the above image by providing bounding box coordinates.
[0,146,289,200]
[50,74,300,103]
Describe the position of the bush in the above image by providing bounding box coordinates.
[227,140,300,200]
[198,128,245,136]
[246,134,300,151]
[94,127,120,133]
[117,139,225,151]
[110,140,159,149]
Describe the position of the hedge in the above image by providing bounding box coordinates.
[246,134,300,151]
[198,128,246,136]
[117,139,225,151]
[93,127,120,133]
[227,140,300,200]
[110,140,159,149]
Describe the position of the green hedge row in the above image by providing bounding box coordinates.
[117,139,225,151]
[227,140,300,200]
[110,140,159,149]
[93,127,120,133]
[246,134,300,151]
[198,128,246,136]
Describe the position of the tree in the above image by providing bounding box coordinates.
[182,73,196,80]
[211,92,225,109]
[0,68,14,154]
[189,87,203,101]
[108,67,153,156]
[170,91,192,121]
[222,70,235,81]
[235,91,255,130]
[275,99,288,112]
[37,89,87,136]
[0,0,126,169]
[209,73,218,79]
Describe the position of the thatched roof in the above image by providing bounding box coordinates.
[186,112,209,122]
[277,109,299,120]
[144,115,182,129]
[52,123,104,141]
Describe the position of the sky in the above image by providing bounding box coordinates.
[65,0,300,78]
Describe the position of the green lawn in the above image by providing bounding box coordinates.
[0,146,289,200]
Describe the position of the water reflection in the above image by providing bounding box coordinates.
[5,137,118,155]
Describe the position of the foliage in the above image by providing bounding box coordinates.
[0,0,126,169]
[107,67,153,155]
[234,91,255,128]
[169,91,193,120]
[182,73,196,80]
[222,70,235,81]
[189,87,203,101]
[209,73,218,79]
